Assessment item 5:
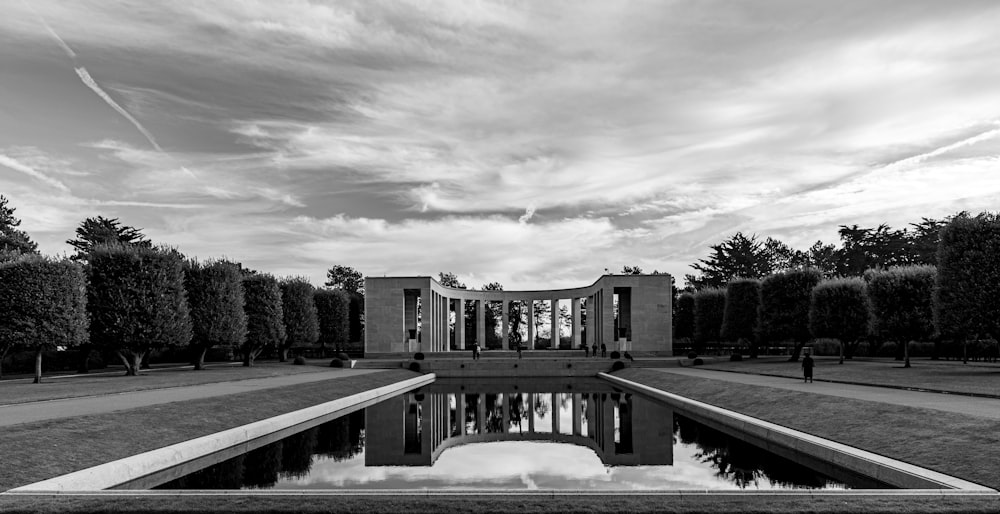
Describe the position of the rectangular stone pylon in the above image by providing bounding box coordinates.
[476,299,486,349]
[551,299,560,349]
[501,298,510,350]
[572,297,582,348]
[526,300,534,350]
[455,298,465,350]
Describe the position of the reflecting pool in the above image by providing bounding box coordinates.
[152,378,888,491]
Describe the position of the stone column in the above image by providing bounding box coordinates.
[572,393,582,436]
[602,288,615,350]
[528,393,535,433]
[420,287,431,351]
[551,299,560,349]
[476,299,486,349]
[405,290,418,352]
[455,299,466,350]
[572,297,582,348]
[457,394,466,435]
[551,393,560,433]
[501,298,510,350]
[477,394,486,434]
[501,393,509,434]
[441,294,448,351]
[584,295,595,349]
[526,300,534,351]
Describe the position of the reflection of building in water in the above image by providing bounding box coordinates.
[366,379,672,467]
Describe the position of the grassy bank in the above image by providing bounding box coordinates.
[0,369,416,491]
[700,356,1000,396]
[615,368,1000,489]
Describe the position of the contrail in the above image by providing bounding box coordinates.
[28,3,164,153]
[0,154,71,192]
[74,67,164,152]
[882,123,1000,171]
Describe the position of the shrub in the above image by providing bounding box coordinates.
[330,358,344,368]
[934,213,1000,350]
[675,293,695,340]
[693,288,726,351]
[336,352,350,361]
[611,360,626,371]
[293,355,306,365]
[876,341,898,358]
[729,353,743,361]
[0,256,88,383]
[721,279,761,355]
[869,266,936,363]
[408,362,421,372]
[810,339,842,356]
[808,277,869,359]
[414,352,425,360]
[242,273,286,367]
[279,278,319,362]
[88,244,191,376]
[184,259,247,371]
[315,289,350,353]
[610,351,621,360]
[692,358,704,366]
[687,351,698,360]
[759,268,823,361]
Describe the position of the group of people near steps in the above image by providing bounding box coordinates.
[470,342,635,361]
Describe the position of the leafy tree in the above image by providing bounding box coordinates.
[808,277,870,361]
[532,298,551,348]
[242,273,285,367]
[184,259,247,370]
[279,278,319,361]
[933,213,1000,361]
[67,216,149,261]
[0,195,38,261]
[685,233,792,289]
[315,289,350,352]
[324,265,364,295]
[799,241,839,275]
[87,244,192,375]
[438,271,466,288]
[0,257,88,382]
[621,265,643,274]
[674,293,695,341]
[758,268,822,362]
[482,282,505,349]
[908,218,949,266]
[869,266,936,367]
[720,279,761,357]
[693,288,726,352]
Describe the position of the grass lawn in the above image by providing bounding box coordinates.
[0,360,335,405]
[615,368,1000,490]
[2,493,999,513]
[0,369,416,492]
[700,356,1000,396]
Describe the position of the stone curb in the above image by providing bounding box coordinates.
[598,372,996,492]
[8,373,435,492]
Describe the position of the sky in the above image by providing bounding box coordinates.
[2,1,1000,290]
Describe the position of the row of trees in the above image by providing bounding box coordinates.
[0,196,359,382]
[677,213,1000,362]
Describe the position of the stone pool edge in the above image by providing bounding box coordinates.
[6,373,436,493]
[598,372,996,493]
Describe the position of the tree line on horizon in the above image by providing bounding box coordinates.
[0,195,361,383]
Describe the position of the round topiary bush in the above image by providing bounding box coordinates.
[335,352,350,361]
[692,358,704,366]
[408,361,421,372]
[610,351,621,360]
[611,360,626,371]
[292,356,306,365]
[414,352,425,361]
[687,351,698,360]
[329,358,344,368]
[729,353,743,361]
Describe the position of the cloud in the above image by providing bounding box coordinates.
[0,153,70,192]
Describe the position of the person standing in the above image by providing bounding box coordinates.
[516,342,523,359]
[473,342,481,361]
[584,344,589,357]
[600,343,607,358]
[802,352,814,383]
[591,342,598,358]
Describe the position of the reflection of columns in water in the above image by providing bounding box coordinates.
[551,393,560,434]
[527,393,535,433]
[457,394,466,435]
[477,393,486,434]
[501,393,509,433]
[572,393,582,436]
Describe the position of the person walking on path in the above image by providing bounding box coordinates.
[473,342,481,360]
[802,352,814,383]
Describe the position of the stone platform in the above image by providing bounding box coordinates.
[354,351,681,377]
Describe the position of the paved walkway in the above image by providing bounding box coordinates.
[0,368,380,428]
[653,367,1000,420]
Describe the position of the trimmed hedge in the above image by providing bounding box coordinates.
[315,289,350,353]
[721,279,761,355]
[0,256,88,382]
[184,259,247,370]
[808,277,869,358]
[693,288,726,351]
[934,213,1000,343]
[242,273,286,367]
[88,244,191,376]
[674,293,695,340]
[279,278,319,362]
[869,266,936,361]
[759,268,823,361]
